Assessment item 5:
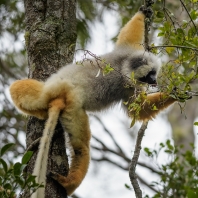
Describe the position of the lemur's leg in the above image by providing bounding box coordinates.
[50,95,91,195]
[9,79,48,119]
[134,92,176,121]
[116,11,145,49]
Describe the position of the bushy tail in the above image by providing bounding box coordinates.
[31,98,65,198]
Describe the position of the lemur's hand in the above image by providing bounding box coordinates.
[139,6,153,19]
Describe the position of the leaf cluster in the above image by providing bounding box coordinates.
[144,140,198,198]
[0,143,43,198]
[153,0,198,95]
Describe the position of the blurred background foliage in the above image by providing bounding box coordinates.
[0,0,198,197]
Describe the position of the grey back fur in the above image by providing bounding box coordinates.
[45,46,161,111]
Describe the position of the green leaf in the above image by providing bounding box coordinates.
[130,117,136,128]
[156,11,164,18]
[15,176,25,186]
[194,122,198,126]
[22,151,33,164]
[13,162,22,176]
[152,105,158,111]
[190,10,198,20]
[4,183,12,190]
[144,147,152,157]
[124,183,132,189]
[102,63,114,75]
[187,190,197,198]
[0,158,8,172]
[0,143,15,157]
[157,32,164,37]
[25,175,37,185]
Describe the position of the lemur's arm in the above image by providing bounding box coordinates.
[133,92,176,121]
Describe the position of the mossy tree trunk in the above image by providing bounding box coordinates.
[22,0,77,197]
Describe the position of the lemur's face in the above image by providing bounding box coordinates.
[121,51,161,86]
[130,56,158,85]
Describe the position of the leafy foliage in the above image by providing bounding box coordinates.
[0,143,43,198]
[144,140,198,198]
[153,0,198,96]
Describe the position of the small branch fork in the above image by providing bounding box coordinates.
[129,1,154,197]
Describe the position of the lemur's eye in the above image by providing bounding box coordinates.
[131,57,147,69]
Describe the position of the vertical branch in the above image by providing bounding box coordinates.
[144,0,154,51]
[129,121,148,198]
[129,1,154,197]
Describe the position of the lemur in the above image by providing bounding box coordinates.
[9,7,179,198]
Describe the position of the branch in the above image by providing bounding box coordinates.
[91,135,130,163]
[92,155,159,193]
[144,0,154,50]
[0,58,19,79]
[151,45,198,52]
[179,0,198,35]
[129,121,149,198]
[93,115,125,155]
[128,1,154,197]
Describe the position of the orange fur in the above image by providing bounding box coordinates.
[116,12,145,49]
[9,79,48,119]
[135,92,176,120]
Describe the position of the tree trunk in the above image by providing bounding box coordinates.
[22,0,77,197]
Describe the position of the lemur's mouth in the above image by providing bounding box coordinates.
[138,77,157,86]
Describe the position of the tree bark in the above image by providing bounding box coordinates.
[23,0,77,197]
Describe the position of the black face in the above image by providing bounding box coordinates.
[139,70,157,85]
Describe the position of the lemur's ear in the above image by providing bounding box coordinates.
[116,12,145,49]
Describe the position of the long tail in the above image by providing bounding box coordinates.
[31,98,65,198]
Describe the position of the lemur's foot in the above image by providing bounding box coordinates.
[49,171,82,195]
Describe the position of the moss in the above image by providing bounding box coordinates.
[24,31,30,46]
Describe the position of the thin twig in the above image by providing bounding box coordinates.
[0,58,19,79]
[151,45,198,52]
[179,0,198,35]
[129,120,149,198]
[92,142,161,175]
[93,115,125,155]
